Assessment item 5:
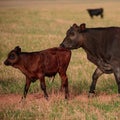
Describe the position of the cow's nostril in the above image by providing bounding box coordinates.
[4,60,10,66]
[4,60,7,65]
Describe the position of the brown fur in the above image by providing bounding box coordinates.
[4,46,71,100]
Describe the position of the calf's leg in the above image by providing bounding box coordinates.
[20,77,31,102]
[89,68,103,97]
[39,77,48,100]
[59,73,69,99]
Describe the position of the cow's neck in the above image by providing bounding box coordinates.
[13,61,29,76]
[13,55,32,77]
[82,44,98,66]
[81,33,112,73]
[81,31,101,65]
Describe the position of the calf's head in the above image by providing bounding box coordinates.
[4,46,21,66]
[60,23,86,49]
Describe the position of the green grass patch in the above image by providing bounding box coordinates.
[92,100,120,112]
[0,105,38,120]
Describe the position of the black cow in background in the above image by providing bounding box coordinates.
[87,8,104,18]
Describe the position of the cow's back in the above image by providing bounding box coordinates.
[83,27,120,67]
[41,47,71,76]
[88,27,120,49]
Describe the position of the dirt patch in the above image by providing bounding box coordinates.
[0,93,119,106]
[0,93,43,106]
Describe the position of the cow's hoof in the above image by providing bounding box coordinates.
[88,93,96,98]
[65,94,69,100]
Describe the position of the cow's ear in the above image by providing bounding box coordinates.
[79,23,86,31]
[14,46,21,54]
[72,23,78,28]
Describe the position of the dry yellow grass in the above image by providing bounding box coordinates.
[0,0,120,120]
[0,93,120,120]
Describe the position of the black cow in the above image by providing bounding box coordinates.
[60,23,120,96]
[87,8,104,18]
[4,46,71,101]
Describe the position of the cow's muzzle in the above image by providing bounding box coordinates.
[4,60,11,66]
[60,43,65,48]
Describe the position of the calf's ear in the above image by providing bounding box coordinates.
[79,23,86,32]
[14,46,21,54]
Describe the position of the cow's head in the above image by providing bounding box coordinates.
[60,23,86,49]
[4,46,21,66]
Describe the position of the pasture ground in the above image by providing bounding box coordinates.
[0,0,120,120]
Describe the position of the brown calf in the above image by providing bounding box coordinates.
[4,46,71,100]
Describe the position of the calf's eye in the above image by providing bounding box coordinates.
[9,54,15,59]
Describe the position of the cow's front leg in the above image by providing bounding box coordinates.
[39,76,48,100]
[113,67,120,96]
[20,77,31,102]
[89,68,103,97]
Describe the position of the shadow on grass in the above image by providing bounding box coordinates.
[69,78,118,96]
[69,79,90,96]
[0,77,118,97]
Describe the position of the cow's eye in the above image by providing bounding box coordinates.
[9,54,15,59]
[70,32,75,36]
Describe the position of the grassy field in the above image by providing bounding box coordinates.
[0,0,120,120]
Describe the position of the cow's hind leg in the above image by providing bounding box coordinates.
[89,68,103,97]
[59,73,69,99]
[113,67,120,96]
[101,13,104,18]
[39,77,48,100]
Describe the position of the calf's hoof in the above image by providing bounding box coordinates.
[19,97,26,104]
[44,95,49,101]
[117,94,120,97]
[88,92,96,98]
